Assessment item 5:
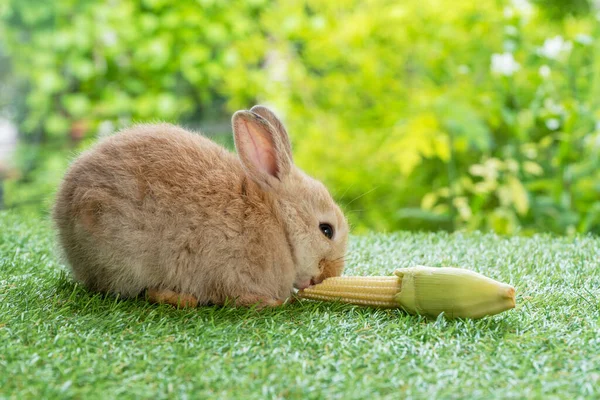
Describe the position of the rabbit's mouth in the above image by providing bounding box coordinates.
[294,257,345,290]
[294,279,314,290]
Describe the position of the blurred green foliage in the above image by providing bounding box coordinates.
[0,0,266,139]
[1,0,599,235]
[246,0,600,235]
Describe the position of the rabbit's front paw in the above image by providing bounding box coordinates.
[147,288,199,308]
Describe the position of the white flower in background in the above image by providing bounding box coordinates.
[97,120,115,138]
[584,131,600,150]
[575,34,593,46]
[542,98,565,132]
[491,53,520,76]
[543,98,565,115]
[545,118,560,131]
[596,120,600,132]
[539,65,551,78]
[503,7,514,18]
[512,0,534,15]
[264,49,289,84]
[0,118,18,170]
[538,36,572,60]
[101,30,118,47]
[504,25,519,36]
[458,65,470,74]
[504,0,534,20]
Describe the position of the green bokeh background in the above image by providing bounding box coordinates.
[1,0,599,235]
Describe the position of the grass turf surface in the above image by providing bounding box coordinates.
[1,211,599,399]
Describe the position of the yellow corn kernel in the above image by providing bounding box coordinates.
[299,276,400,308]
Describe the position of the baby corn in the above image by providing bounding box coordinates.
[298,266,516,319]
[298,276,401,308]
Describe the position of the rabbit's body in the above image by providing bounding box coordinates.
[53,107,348,307]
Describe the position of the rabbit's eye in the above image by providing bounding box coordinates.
[319,223,334,239]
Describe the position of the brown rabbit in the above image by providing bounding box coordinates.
[52,106,348,308]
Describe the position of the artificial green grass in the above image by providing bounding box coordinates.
[1,211,599,399]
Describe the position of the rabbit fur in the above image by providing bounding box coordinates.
[52,106,348,307]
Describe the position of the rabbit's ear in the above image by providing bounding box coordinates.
[232,110,292,190]
[250,105,293,162]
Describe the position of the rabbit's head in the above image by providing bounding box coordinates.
[233,106,349,290]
